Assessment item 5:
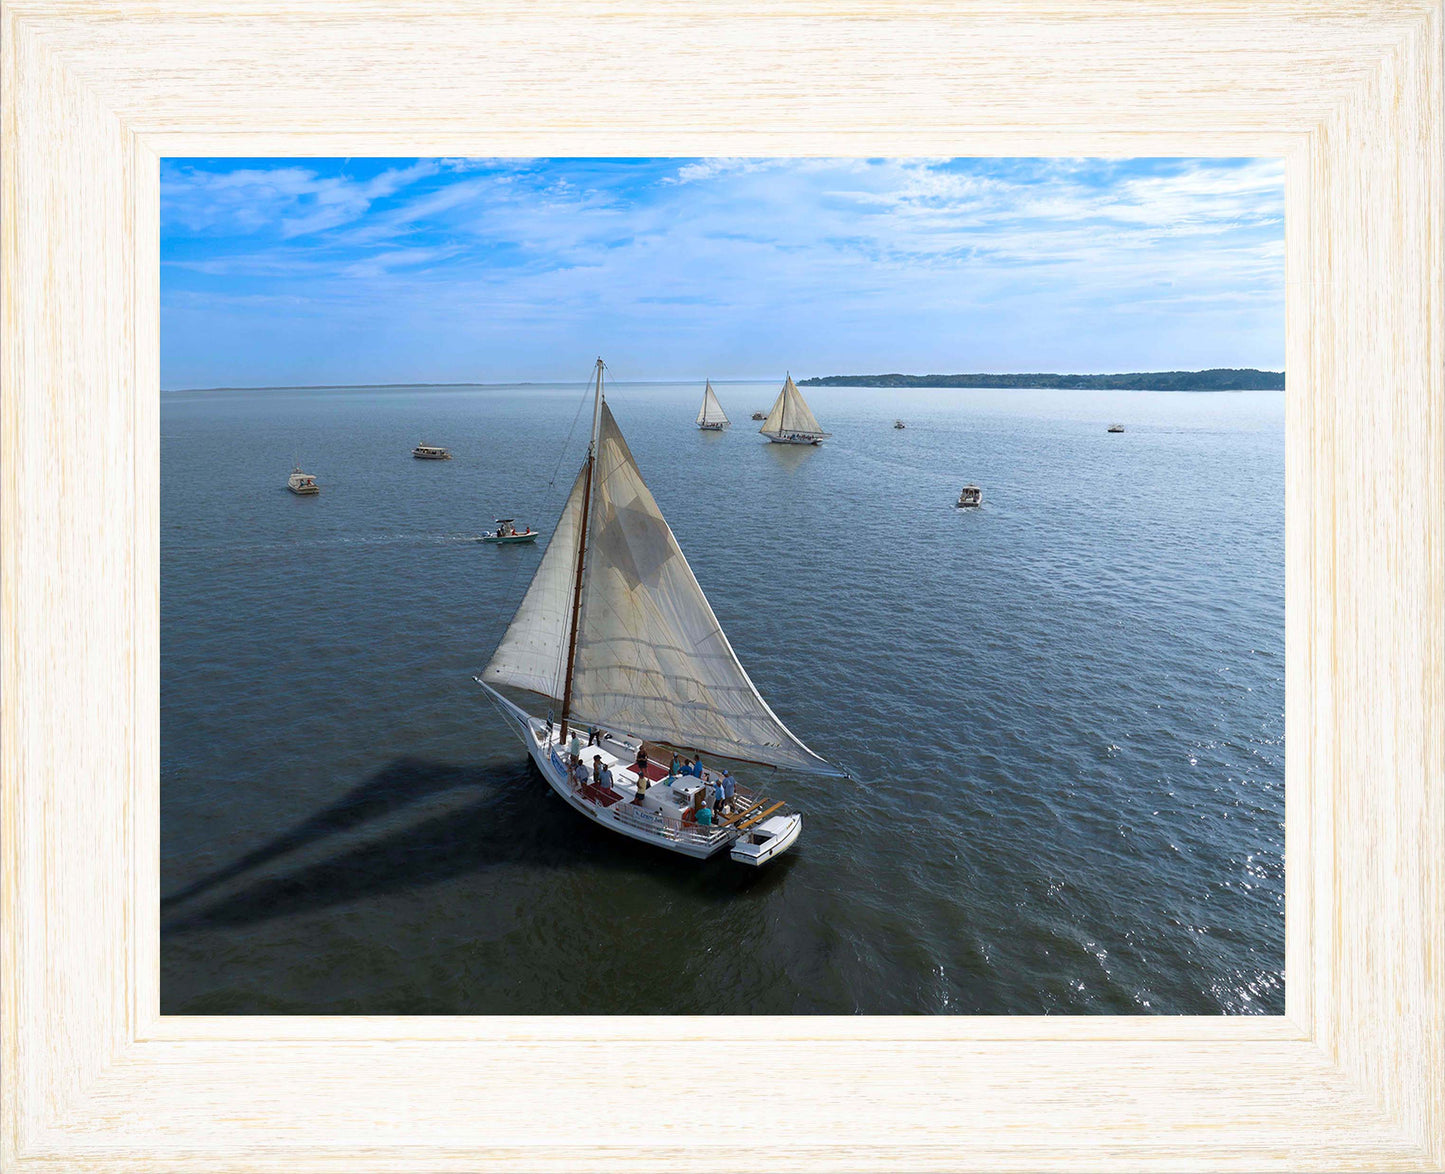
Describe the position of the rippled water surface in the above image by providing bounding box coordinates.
[161,381,1284,1014]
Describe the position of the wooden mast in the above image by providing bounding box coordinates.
[559,357,604,745]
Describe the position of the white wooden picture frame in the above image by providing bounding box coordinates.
[3,1,1441,1168]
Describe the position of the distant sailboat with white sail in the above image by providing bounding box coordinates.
[477,358,839,865]
[696,380,729,431]
[759,374,830,445]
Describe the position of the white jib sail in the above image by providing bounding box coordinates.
[485,400,838,775]
[759,374,827,437]
[696,381,729,426]
[480,464,586,700]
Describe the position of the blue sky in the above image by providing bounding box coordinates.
[160,157,1284,388]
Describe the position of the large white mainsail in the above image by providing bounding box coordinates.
[759,374,828,439]
[483,392,837,776]
[696,380,729,428]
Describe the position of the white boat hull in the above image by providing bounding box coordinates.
[478,681,798,865]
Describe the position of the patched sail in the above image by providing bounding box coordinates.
[485,399,837,775]
[759,374,827,437]
[480,465,586,699]
[571,404,834,772]
[696,381,729,427]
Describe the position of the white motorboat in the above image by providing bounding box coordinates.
[758,375,830,445]
[287,467,319,495]
[480,519,539,544]
[1107,423,1125,433]
[696,380,730,431]
[413,443,452,459]
[956,484,982,507]
[477,358,839,866]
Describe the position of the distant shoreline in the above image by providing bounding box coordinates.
[798,369,1285,391]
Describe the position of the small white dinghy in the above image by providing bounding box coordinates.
[478,359,839,866]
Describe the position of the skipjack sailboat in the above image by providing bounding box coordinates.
[696,380,730,431]
[477,359,840,866]
[759,374,830,445]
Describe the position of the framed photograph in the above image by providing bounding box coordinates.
[4,1,1441,1169]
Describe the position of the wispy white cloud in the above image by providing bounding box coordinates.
[162,159,441,241]
[160,157,1284,386]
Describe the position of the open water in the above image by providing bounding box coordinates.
[161,380,1284,1014]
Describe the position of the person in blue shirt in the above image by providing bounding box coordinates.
[690,757,705,779]
[695,802,713,827]
[720,770,736,813]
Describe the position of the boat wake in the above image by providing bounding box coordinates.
[164,532,496,555]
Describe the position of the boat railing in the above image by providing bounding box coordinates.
[610,802,728,845]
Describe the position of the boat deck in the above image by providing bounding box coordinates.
[542,727,785,851]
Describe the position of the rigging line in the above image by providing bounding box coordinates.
[545,361,600,493]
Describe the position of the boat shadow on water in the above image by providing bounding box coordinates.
[161,756,794,935]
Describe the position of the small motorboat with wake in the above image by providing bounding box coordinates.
[956,484,982,508]
[480,519,539,544]
[477,358,841,866]
[287,467,319,495]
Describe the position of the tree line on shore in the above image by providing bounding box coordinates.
[797,369,1285,391]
